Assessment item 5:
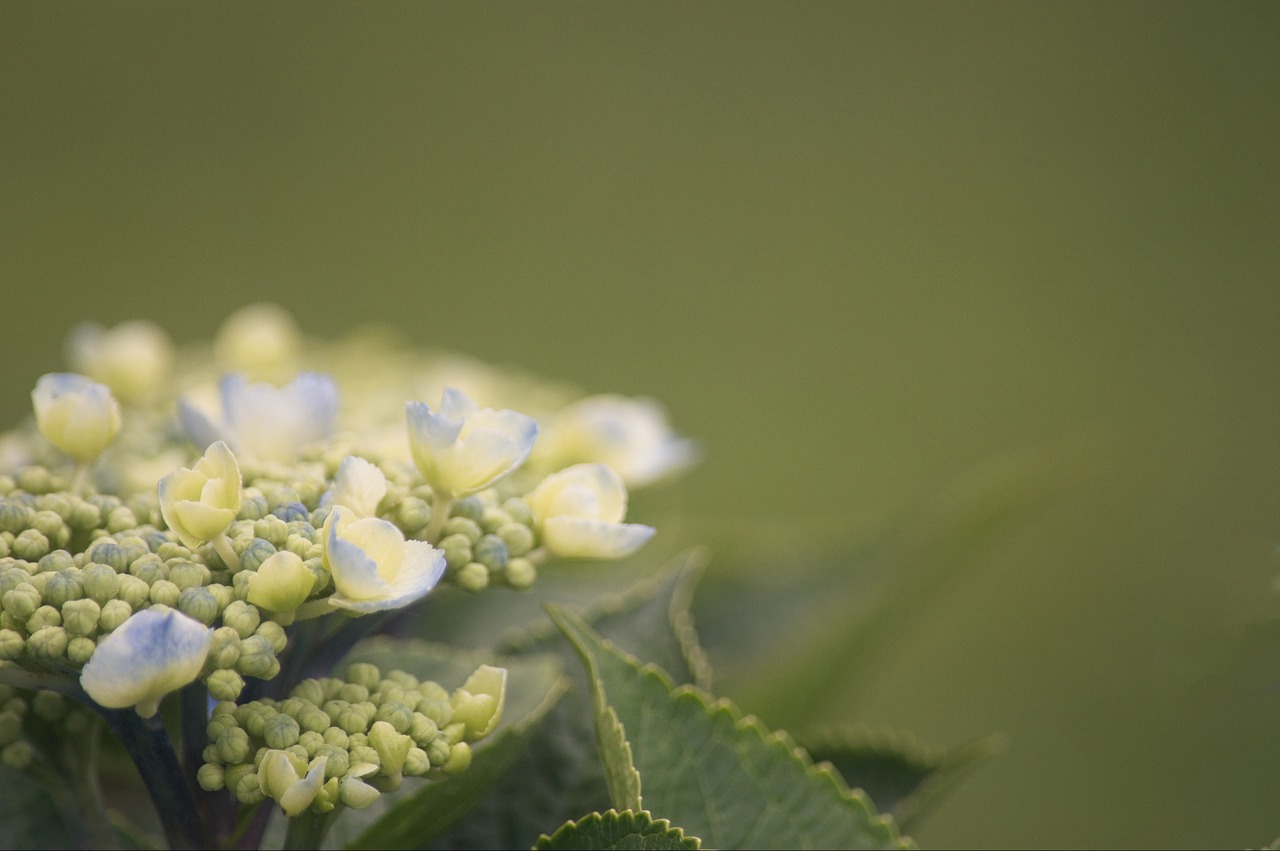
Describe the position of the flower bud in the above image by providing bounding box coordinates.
[222,600,260,640]
[2,741,35,770]
[246,551,315,613]
[442,742,472,775]
[149,580,181,608]
[217,727,252,764]
[442,517,482,545]
[168,561,210,590]
[66,320,173,405]
[256,620,288,655]
[11,530,49,561]
[31,690,66,724]
[177,587,219,625]
[0,711,21,745]
[368,720,411,777]
[62,599,101,636]
[80,565,120,606]
[28,625,69,659]
[456,562,489,593]
[264,714,301,750]
[31,373,121,463]
[504,557,536,590]
[3,583,41,619]
[452,666,506,741]
[0,630,24,661]
[97,599,132,633]
[404,746,430,776]
[472,535,508,571]
[345,663,380,689]
[438,534,472,570]
[158,442,242,549]
[115,576,150,610]
[339,771,380,809]
[496,523,535,557]
[197,763,225,792]
[27,605,62,633]
[206,669,245,702]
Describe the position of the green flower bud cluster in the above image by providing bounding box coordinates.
[197,662,489,814]
[432,491,539,592]
[0,685,92,771]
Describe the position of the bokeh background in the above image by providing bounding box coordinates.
[2,3,1278,847]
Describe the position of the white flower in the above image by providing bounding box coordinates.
[158,441,242,549]
[178,372,339,466]
[31,373,122,464]
[320,455,387,518]
[325,506,446,613]
[405,388,537,499]
[79,608,213,718]
[528,464,655,559]
[258,750,328,817]
[214,302,301,381]
[66,320,173,404]
[538,395,698,488]
[246,551,316,613]
[451,665,507,741]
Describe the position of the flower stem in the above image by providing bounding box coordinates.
[70,463,90,497]
[212,533,241,571]
[282,810,333,850]
[424,495,452,543]
[100,707,205,850]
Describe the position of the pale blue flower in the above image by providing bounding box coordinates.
[405,388,537,499]
[179,372,339,465]
[325,506,446,613]
[79,608,213,717]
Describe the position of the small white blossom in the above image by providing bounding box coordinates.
[405,388,537,499]
[213,302,302,381]
[325,506,446,613]
[79,608,213,717]
[158,441,242,549]
[320,455,387,518]
[258,750,327,817]
[528,464,654,559]
[66,320,173,404]
[31,373,121,464]
[537,394,698,488]
[178,372,339,466]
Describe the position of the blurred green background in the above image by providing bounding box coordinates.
[1,3,1277,847]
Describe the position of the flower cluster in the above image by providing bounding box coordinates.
[0,304,694,843]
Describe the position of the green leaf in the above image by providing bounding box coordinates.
[0,766,77,849]
[800,727,1006,829]
[535,810,701,850]
[549,607,911,850]
[336,641,567,850]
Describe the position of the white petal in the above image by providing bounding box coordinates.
[321,456,387,518]
[329,539,444,614]
[541,517,655,559]
[80,609,212,716]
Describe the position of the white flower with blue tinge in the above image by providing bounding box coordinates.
[178,372,339,466]
[325,506,446,613]
[528,463,655,559]
[79,608,212,718]
[258,750,328,817]
[537,394,699,488]
[320,455,387,519]
[66,320,173,405]
[406,388,538,499]
[158,440,242,549]
[31,373,122,464]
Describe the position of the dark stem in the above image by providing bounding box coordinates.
[100,708,206,850]
[282,810,334,851]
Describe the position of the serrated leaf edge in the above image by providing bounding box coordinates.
[534,808,701,850]
[549,606,913,850]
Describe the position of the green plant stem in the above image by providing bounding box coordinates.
[100,707,205,850]
[424,495,452,543]
[213,533,240,571]
[282,810,334,850]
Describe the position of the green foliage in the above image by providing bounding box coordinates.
[0,766,76,849]
[549,606,912,850]
[800,727,1006,829]
[535,810,700,850]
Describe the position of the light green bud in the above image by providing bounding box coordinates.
[237,702,274,738]
[290,679,325,706]
[25,572,51,597]
[253,516,289,548]
[0,612,23,633]
[480,507,513,533]
[425,737,450,768]
[442,517,481,545]
[16,467,52,494]
[32,511,69,547]
[396,498,431,532]
[339,773,380,809]
[11,530,49,561]
[450,497,485,523]
[408,713,438,746]
[349,745,380,769]
[0,569,26,595]
[2,740,35,770]
[238,539,277,574]
[0,630,24,660]
[345,663,380,689]
[256,620,287,654]
[0,711,21,745]
[415,692,452,725]
[224,761,256,789]
[442,742,471,775]
[105,507,137,534]
[207,712,238,740]
[128,555,165,586]
[296,705,330,734]
[452,667,506,741]
[197,763,225,792]
[155,541,191,561]
[115,575,150,610]
[504,557,537,590]
[232,770,264,805]
[237,494,269,522]
[28,625,68,658]
[264,714,301,750]
[0,539,8,559]
[79,565,120,605]
[374,701,413,734]
[31,691,66,723]
[0,501,32,535]
[98,599,132,633]
[61,599,101,636]
[27,605,61,633]
[368,720,411,777]
[298,730,325,757]
[222,601,261,640]
[443,722,466,745]
[217,727,252,764]
[177,587,219,625]
[3,583,41,619]
[436,534,471,571]
[334,704,372,736]
[148,580,181,607]
[206,669,245,702]
[208,627,242,669]
[456,562,489,593]
[66,499,101,532]
[168,561,210,590]
[346,731,367,748]
[322,726,348,749]
[86,541,127,572]
[336,683,370,704]
[284,535,312,559]
[37,551,75,575]
[404,746,430,776]
[236,635,277,679]
[496,523,535,557]
[207,583,234,615]
[472,535,508,571]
